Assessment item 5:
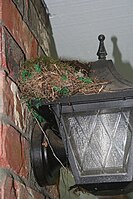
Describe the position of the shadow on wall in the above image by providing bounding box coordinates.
[111,36,133,83]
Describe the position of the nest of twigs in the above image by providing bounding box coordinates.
[18,56,107,102]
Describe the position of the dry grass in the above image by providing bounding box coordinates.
[18,56,108,102]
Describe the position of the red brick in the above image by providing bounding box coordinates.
[23,187,45,199]
[4,27,25,77]
[0,176,45,199]
[2,0,38,59]
[25,0,29,10]
[0,70,15,121]
[0,123,29,177]
[4,78,27,130]
[0,26,7,69]
[1,176,17,199]
[3,74,14,121]
[0,0,2,19]
[0,70,28,132]
[0,70,5,115]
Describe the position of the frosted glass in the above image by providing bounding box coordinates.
[63,108,132,176]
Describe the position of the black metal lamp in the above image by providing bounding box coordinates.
[31,35,133,195]
[51,91,133,195]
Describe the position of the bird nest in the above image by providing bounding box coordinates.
[18,56,108,102]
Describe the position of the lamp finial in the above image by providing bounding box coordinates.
[97,34,107,60]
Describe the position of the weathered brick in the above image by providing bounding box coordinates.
[0,69,14,119]
[0,176,45,199]
[0,123,29,177]
[2,0,38,58]
[0,69,29,133]
[0,0,58,198]
[38,46,46,57]
[23,187,45,199]
[30,0,49,27]
[12,0,24,16]
[4,78,28,132]
[0,1,2,19]
[0,176,17,199]
[2,74,15,121]
[4,27,25,79]
[23,0,29,22]
[0,24,25,76]
[0,70,4,109]
[0,26,7,70]
[28,0,50,56]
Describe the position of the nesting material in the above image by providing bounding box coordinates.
[18,56,108,102]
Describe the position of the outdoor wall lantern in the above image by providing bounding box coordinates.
[31,35,133,196]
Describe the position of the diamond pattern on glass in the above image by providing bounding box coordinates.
[63,109,132,175]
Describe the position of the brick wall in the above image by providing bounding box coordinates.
[0,0,58,198]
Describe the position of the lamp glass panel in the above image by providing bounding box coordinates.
[63,108,133,176]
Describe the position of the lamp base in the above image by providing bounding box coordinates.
[81,182,132,196]
[30,122,66,186]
